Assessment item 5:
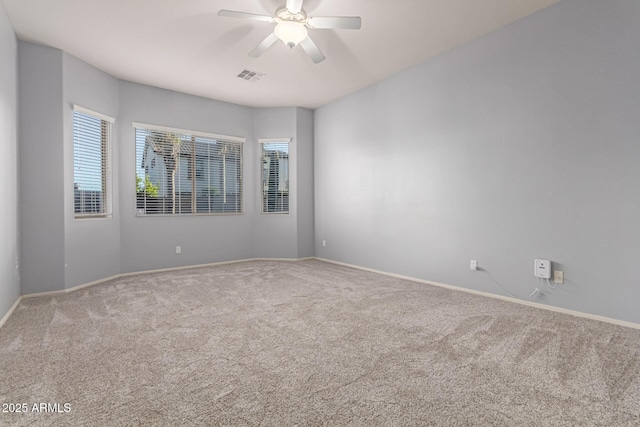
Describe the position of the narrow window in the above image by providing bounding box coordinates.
[73,107,113,218]
[260,140,290,214]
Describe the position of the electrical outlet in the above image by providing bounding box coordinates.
[322,240,326,247]
[553,270,564,284]
[470,260,478,270]
[176,246,182,254]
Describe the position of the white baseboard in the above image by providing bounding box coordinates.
[314,257,640,331]
[16,256,638,331]
[0,296,22,329]
[21,257,315,299]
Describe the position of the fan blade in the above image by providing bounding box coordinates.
[299,36,325,64]
[286,0,304,14]
[307,16,361,30]
[218,10,274,23]
[249,33,279,58]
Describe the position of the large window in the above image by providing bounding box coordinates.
[260,139,290,214]
[134,123,244,215]
[73,106,113,218]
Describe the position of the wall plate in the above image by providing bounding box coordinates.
[554,270,564,284]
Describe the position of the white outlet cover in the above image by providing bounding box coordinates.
[553,270,564,284]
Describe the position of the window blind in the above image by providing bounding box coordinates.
[73,108,112,218]
[135,126,244,215]
[260,140,290,213]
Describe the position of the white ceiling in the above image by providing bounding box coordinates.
[2,0,561,109]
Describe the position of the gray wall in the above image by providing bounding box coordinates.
[253,107,299,258]
[18,43,121,293]
[296,107,314,258]
[118,81,257,273]
[252,107,315,259]
[18,42,65,294]
[0,3,19,319]
[63,53,121,288]
[314,0,640,324]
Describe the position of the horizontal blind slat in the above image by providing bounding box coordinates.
[260,141,289,214]
[135,126,243,215]
[73,110,111,217]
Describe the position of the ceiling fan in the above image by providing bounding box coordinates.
[218,0,362,64]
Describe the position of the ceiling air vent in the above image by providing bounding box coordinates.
[237,69,266,82]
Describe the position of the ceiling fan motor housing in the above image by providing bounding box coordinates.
[276,7,308,24]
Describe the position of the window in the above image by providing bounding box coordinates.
[134,123,244,215]
[260,139,290,213]
[73,106,113,218]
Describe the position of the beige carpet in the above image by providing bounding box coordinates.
[1,259,639,426]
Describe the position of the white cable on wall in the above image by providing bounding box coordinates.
[478,267,515,298]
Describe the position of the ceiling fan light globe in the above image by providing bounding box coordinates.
[274,21,308,47]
